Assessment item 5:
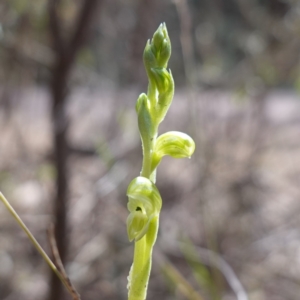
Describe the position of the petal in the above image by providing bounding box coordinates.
[155,131,195,158]
[127,211,148,242]
[151,131,195,171]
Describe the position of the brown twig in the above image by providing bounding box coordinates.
[68,0,99,64]
[0,192,79,300]
[47,1,102,299]
[48,0,65,57]
[48,224,81,300]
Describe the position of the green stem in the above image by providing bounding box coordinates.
[146,71,157,106]
[129,23,173,300]
[0,192,74,297]
[130,123,159,300]
[128,217,159,300]
[140,147,152,178]
[140,128,157,180]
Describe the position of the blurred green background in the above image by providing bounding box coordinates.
[1,1,300,300]
[2,0,300,89]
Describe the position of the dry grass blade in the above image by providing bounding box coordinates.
[48,224,81,300]
[0,192,80,300]
[178,243,249,300]
[155,249,205,300]
[162,262,206,300]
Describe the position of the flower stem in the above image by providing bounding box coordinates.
[128,217,159,300]
[128,23,176,300]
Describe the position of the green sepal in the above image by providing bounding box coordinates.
[136,93,148,113]
[151,131,196,172]
[126,177,162,242]
[143,40,156,71]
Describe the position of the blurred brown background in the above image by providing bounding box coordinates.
[1,0,300,300]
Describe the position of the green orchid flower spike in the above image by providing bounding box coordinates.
[126,23,196,300]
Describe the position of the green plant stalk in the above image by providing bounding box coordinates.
[140,137,156,180]
[0,192,74,296]
[129,217,159,300]
[129,93,158,300]
[127,23,195,300]
[128,33,167,293]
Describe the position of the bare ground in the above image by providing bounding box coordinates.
[0,87,300,300]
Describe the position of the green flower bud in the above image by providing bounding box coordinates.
[151,131,196,171]
[143,23,171,70]
[150,68,171,94]
[151,23,171,67]
[136,93,155,149]
[127,177,162,241]
[152,25,165,51]
[151,68,174,123]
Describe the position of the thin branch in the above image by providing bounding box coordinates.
[47,2,102,299]
[48,0,65,56]
[67,0,100,66]
[0,192,77,299]
[48,224,81,300]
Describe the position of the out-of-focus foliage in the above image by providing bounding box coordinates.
[1,0,300,89]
